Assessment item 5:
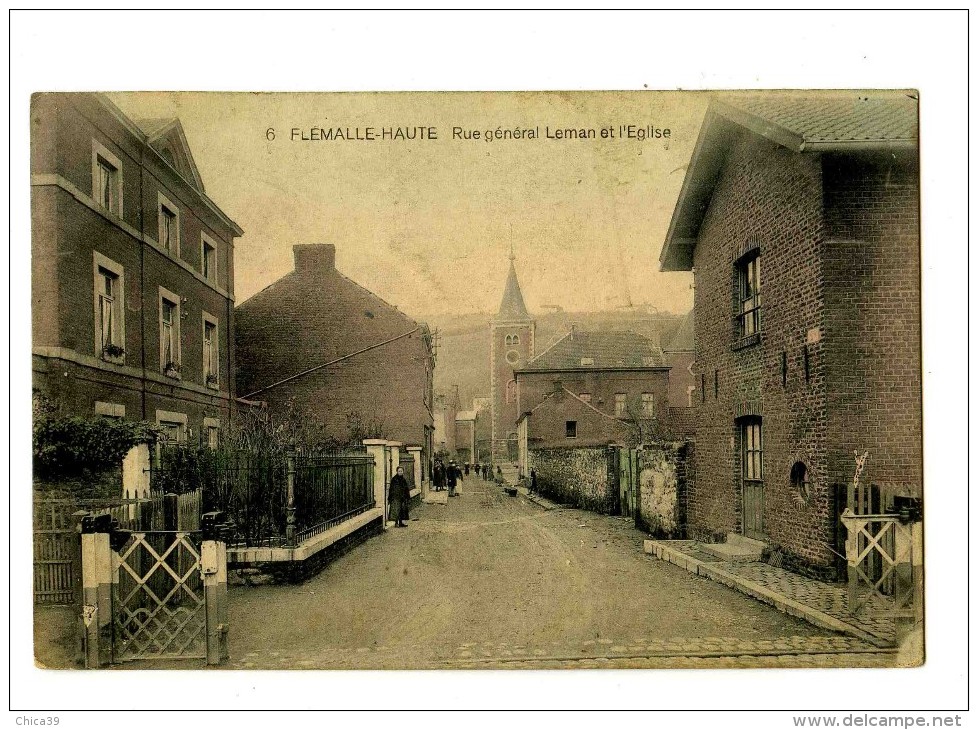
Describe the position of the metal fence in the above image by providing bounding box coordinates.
[150,447,376,548]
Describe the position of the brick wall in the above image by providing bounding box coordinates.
[691,131,831,568]
[31,93,239,438]
[235,246,434,449]
[528,446,615,513]
[523,387,633,448]
[822,154,922,498]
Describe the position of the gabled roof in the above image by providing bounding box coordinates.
[518,328,666,372]
[518,386,631,429]
[495,258,532,322]
[658,91,919,272]
[664,310,694,353]
[134,117,207,193]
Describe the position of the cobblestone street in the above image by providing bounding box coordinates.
[226,484,892,669]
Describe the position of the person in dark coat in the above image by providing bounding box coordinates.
[464,463,470,477]
[447,460,459,497]
[433,460,445,491]
[530,468,538,494]
[389,466,410,527]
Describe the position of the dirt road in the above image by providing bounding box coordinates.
[227,484,852,669]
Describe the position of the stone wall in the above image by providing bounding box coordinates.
[529,446,615,513]
[635,441,693,539]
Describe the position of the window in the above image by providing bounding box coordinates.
[204,418,220,450]
[740,418,763,483]
[506,379,516,403]
[202,313,219,388]
[641,393,655,417]
[614,393,627,417]
[93,252,125,361]
[156,410,188,445]
[158,193,180,254]
[737,252,761,338]
[504,334,520,346]
[579,393,592,404]
[201,234,217,282]
[790,461,810,503]
[92,141,123,216]
[94,401,125,420]
[159,287,182,376]
[565,421,577,438]
[580,357,594,366]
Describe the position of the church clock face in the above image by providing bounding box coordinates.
[505,349,520,365]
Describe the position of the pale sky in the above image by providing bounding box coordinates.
[109,91,700,317]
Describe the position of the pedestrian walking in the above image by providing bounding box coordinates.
[495,465,504,484]
[483,463,490,481]
[530,468,538,495]
[390,466,410,527]
[447,460,459,497]
[464,463,470,477]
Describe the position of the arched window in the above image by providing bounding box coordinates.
[790,461,810,503]
[506,379,517,403]
[505,334,520,346]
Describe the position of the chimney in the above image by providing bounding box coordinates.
[293,244,336,273]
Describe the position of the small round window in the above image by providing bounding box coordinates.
[790,461,810,503]
[506,349,520,365]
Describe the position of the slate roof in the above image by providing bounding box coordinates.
[715,91,918,149]
[664,310,694,353]
[519,329,666,372]
[496,259,532,322]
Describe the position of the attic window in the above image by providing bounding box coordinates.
[565,421,577,438]
[580,357,594,366]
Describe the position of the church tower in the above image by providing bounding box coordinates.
[490,246,535,462]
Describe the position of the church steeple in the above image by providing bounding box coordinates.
[496,247,531,322]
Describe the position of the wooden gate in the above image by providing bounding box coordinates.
[112,530,206,661]
[617,448,638,518]
[33,499,80,605]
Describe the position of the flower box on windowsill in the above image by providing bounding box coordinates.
[731,332,762,352]
[101,344,125,364]
[163,362,182,380]
[206,374,219,389]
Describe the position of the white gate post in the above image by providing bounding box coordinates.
[388,442,402,526]
[407,446,423,499]
[80,519,113,668]
[201,535,229,665]
[364,439,390,530]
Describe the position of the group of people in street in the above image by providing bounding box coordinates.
[392,458,541,525]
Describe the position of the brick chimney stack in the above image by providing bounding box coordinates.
[293,243,336,273]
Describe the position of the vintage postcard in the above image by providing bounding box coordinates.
[30,89,922,673]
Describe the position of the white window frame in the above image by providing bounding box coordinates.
[614,393,627,417]
[156,410,188,445]
[203,417,220,449]
[641,392,655,417]
[202,311,219,389]
[93,251,125,363]
[157,191,181,255]
[201,231,218,283]
[95,401,125,419]
[565,420,578,439]
[92,140,123,216]
[159,285,182,377]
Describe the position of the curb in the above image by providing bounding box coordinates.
[645,540,893,649]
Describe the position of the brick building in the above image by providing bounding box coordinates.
[658,92,920,578]
[515,328,672,442]
[31,93,243,445]
[235,244,435,466]
[663,310,697,438]
[489,248,535,461]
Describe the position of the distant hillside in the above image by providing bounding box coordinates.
[421,308,687,409]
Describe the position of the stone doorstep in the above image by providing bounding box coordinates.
[698,541,764,563]
[643,540,893,649]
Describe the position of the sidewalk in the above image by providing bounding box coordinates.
[645,539,896,648]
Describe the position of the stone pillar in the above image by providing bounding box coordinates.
[202,539,229,665]
[80,524,113,668]
[407,446,424,499]
[363,439,390,530]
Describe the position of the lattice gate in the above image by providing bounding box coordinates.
[113,531,206,662]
